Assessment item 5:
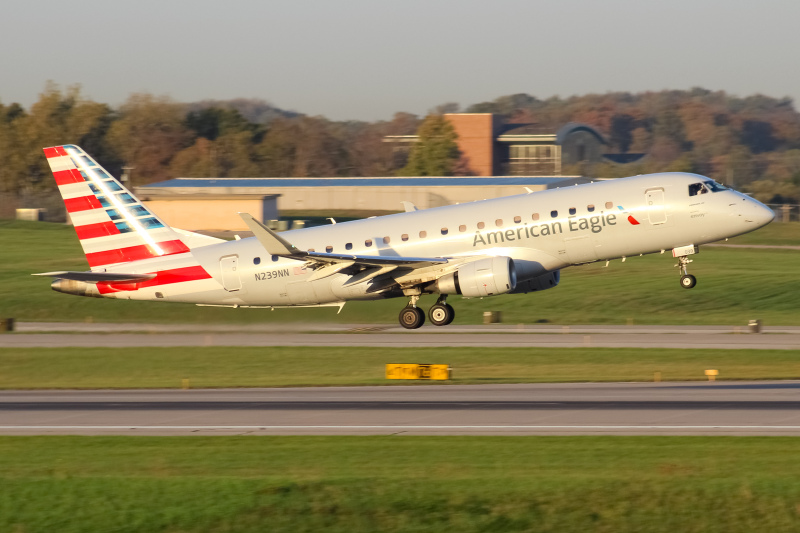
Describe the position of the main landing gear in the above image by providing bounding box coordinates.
[398,295,455,329]
[428,297,455,327]
[676,255,697,289]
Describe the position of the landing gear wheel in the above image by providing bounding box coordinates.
[680,274,697,289]
[429,303,455,326]
[399,306,425,329]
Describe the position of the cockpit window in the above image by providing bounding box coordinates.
[704,180,727,192]
[689,181,727,196]
[688,182,708,196]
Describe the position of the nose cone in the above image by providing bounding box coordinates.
[744,197,775,228]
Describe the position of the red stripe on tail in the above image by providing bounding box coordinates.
[97,265,212,294]
[64,195,103,213]
[44,146,70,158]
[54,169,85,186]
[86,239,191,267]
[74,221,120,240]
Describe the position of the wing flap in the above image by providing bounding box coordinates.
[238,212,448,269]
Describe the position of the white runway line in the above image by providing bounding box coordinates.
[4,425,800,430]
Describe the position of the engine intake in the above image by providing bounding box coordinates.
[435,256,517,297]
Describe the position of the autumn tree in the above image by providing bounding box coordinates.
[4,84,113,197]
[256,116,349,177]
[398,114,460,176]
[107,93,190,186]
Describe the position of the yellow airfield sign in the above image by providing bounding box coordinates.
[386,364,451,380]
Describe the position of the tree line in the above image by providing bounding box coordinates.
[2,83,800,205]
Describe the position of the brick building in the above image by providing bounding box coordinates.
[385,113,641,176]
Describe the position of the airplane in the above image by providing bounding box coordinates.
[36,144,774,329]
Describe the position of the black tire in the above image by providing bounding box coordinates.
[442,303,455,325]
[680,274,697,289]
[429,303,455,326]
[399,306,425,329]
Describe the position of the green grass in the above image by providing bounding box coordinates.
[2,346,800,388]
[1,436,800,532]
[725,220,800,246]
[2,219,800,324]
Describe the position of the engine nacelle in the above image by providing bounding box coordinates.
[509,270,560,294]
[435,256,517,297]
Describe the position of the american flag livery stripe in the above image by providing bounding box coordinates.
[86,240,191,267]
[74,221,121,240]
[97,265,211,294]
[64,195,103,213]
[53,169,85,186]
[43,146,68,158]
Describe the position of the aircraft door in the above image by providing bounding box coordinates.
[220,255,242,292]
[645,188,667,225]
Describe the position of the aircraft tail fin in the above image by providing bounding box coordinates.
[43,145,194,270]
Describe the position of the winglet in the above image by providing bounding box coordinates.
[239,213,303,256]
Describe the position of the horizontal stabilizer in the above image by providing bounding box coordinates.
[33,271,157,283]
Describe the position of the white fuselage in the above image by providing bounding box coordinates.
[88,172,774,307]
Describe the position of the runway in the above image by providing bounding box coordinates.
[4,323,800,349]
[2,381,800,436]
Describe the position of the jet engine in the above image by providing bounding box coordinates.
[435,256,517,297]
[509,270,560,294]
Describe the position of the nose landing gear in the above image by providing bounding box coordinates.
[676,255,697,289]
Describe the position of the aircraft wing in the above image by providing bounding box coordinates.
[33,271,157,283]
[239,213,448,269]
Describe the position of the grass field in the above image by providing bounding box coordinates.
[2,346,799,388]
[1,436,800,532]
[2,219,799,325]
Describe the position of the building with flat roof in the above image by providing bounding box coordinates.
[136,175,587,231]
[384,114,643,176]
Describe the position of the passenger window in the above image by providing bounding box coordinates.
[532,213,540,221]
[308,248,315,252]
[401,234,409,241]
[253,257,261,265]
[419,231,427,238]
[459,224,466,232]
[326,246,333,253]
[587,204,595,212]
[365,239,372,247]
[550,210,558,218]
[345,243,353,250]
[514,216,521,223]
[383,236,390,244]
[495,219,503,227]
[441,228,448,235]
[477,222,485,229]
[569,207,576,215]
[605,202,613,209]
[272,255,279,262]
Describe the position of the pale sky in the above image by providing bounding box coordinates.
[3,0,798,121]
